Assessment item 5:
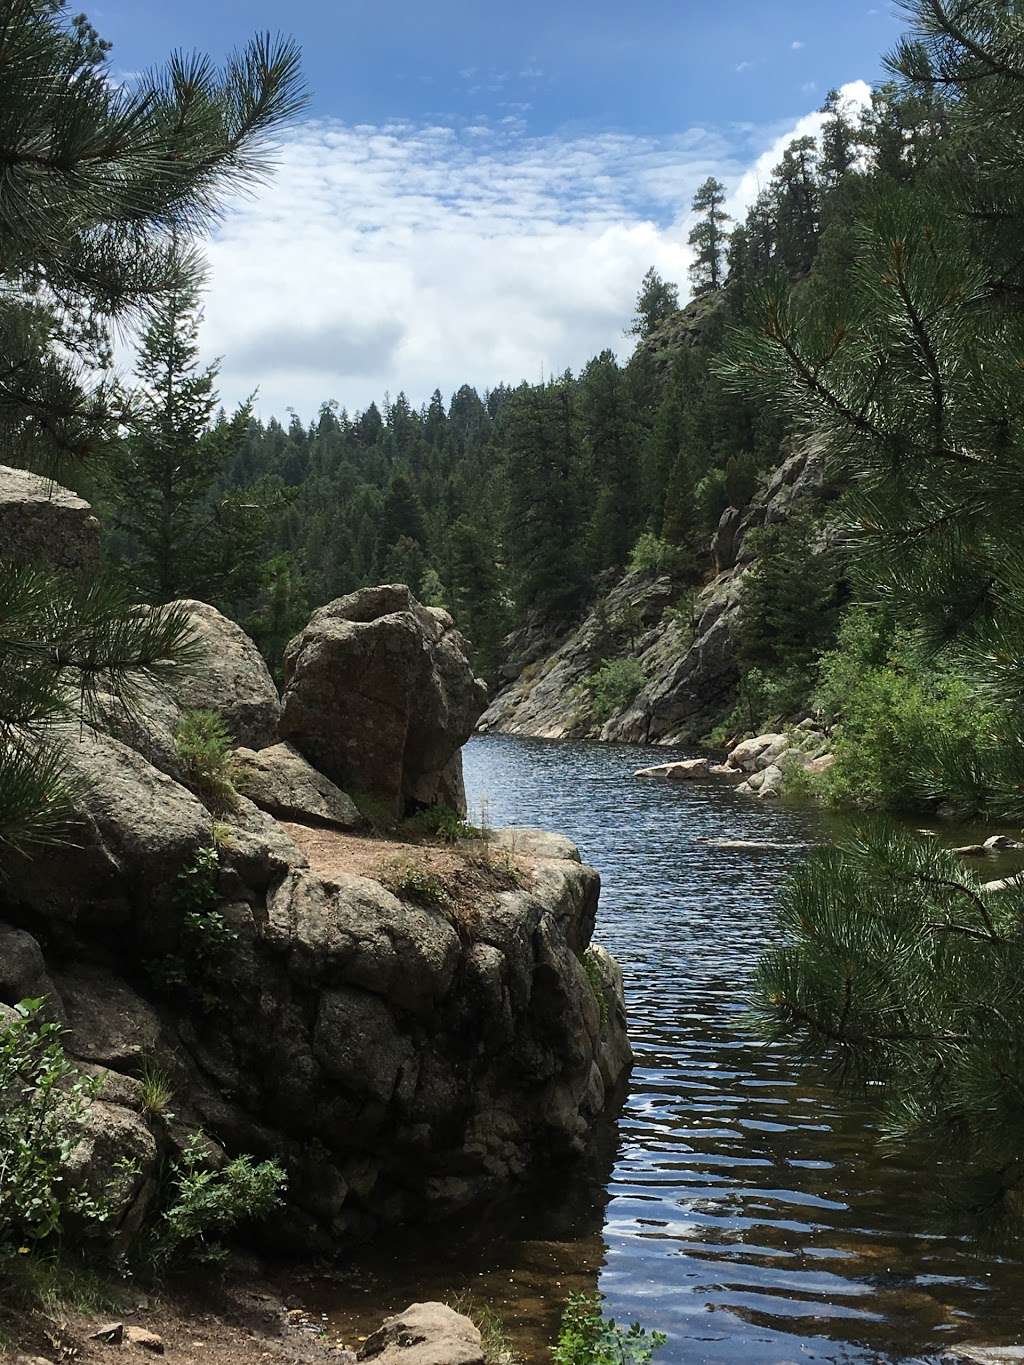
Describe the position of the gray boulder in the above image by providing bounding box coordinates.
[231,742,361,829]
[265,868,461,1014]
[54,964,162,1070]
[0,464,100,572]
[0,923,63,1018]
[358,1303,484,1365]
[280,585,487,816]
[3,725,211,923]
[165,600,281,749]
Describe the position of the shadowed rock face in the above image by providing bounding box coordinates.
[0,464,100,572]
[279,585,488,817]
[479,435,840,746]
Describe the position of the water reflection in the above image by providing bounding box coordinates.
[317,735,1024,1363]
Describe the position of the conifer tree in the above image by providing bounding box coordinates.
[105,279,270,604]
[0,1,305,850]
[719,0,1024,1223]
[580,351,640,569]
[688,177,731,295]
[501,381,587,619]
[627,268,679,339]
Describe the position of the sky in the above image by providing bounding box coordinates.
[96,1,904,419]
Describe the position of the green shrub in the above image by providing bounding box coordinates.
[150,847,238,1011]
[0,1001,103,1256]
[581,950,609,1028]
[380,858,451,909]
[814,607,997,813]
[174,710,236,809]
[583,657,646,724]
[627,533,688,578]
[552,1294,666,1365]
[402,804,479,843]
[146,1134,285,1270]
[140,1063,175,1120]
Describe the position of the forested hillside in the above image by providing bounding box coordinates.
[88,77,940,701]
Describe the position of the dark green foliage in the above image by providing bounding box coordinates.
[688,176,730,295]
[552,1294,666,1365]
[0,1002,102,1254]
[627,267,679,339]
[582,657,646,724]
[145,1135,285,1270]
[719,0,1024,1228]
[151,847,238,1012]
[101,281,277,606]
[812,608,996,812]
[755,828,1024,1228]
[174,710,236,810]
[733,514,842,681]
[0,1,305,852]
[501,380,588,620]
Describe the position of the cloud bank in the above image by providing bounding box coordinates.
[196,81,870,419]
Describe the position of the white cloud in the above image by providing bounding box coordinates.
[735,60,754,73]
[725,79,872,220]
[184,82,870,419]
[791,40,804,50]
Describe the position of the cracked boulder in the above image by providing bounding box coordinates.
[279,585,487,816]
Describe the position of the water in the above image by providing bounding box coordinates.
[307,735,1024,1363]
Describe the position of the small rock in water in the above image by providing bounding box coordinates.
[983,834,1024,851]
[633,758,709,780]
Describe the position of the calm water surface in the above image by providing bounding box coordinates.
[312,734,1024,1363]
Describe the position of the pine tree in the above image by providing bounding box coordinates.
[501,381,587,619]
[627,268,679,339]
[105,279,271,604]
[688,177,731,295]
[0,1,305,850]
[719,0,1024,1224]
[580,351,640,569]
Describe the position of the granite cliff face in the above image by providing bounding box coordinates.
[0,467,631,1251]
[479,436,838,746]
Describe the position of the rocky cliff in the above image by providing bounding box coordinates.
[479,435,838,746]
[0,469,631,1252]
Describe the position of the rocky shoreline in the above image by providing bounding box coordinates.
[0,468,632,1309]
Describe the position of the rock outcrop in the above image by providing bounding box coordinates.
[479,435,838,746]
[0,477,630,1248]
[0,463,100,571]
[231,742,361,829]
[280,585,488,817]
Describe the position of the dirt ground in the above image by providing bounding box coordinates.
[0,1261,358,1364]
[280,823,526,924]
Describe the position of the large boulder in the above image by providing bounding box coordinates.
[279,585,487,816]
[0,464,100,572]
[165,600,281,749]
[231,742,361,829]
[2,725,212,924]
[358,1303,484,1365]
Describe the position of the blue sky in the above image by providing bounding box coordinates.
[97,3,901,417]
